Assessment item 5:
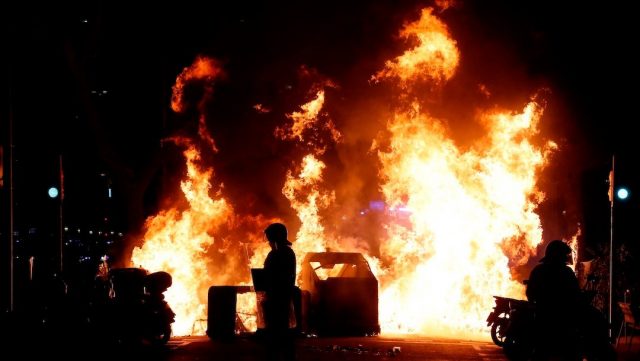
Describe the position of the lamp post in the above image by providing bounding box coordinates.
[609,159,613,337]
[608,155,614,339]
[47,155,64,275]
[58,155,64,274]
[608,157,630,340]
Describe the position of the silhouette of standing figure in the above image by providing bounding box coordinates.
[526,239,581,361]
[262,223,296,361]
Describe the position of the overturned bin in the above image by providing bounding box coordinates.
[299,252,380,336]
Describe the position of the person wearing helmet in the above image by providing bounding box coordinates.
[262,222,296,361]
[526,239,581,360]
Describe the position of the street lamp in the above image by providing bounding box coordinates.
[617,187,629,200]
[48,186,59,199]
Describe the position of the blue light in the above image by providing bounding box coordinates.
[48,187,59,198]
[617,188,629,200]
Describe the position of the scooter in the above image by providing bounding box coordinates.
[92,268,175,346]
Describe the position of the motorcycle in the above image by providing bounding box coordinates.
[486,295,535,360]
[487,283,615,360]
[92,267,175,346]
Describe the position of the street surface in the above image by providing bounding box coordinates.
[157,335,507,361]
[3,329,637,361]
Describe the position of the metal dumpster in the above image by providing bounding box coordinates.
[298,252,380,336]
[207,286,238,340]
[207,285,302,339]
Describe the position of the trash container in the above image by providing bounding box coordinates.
[207,286,237,340]
[298,252,380,336]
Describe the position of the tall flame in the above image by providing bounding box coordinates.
[369,7,558,338]
[276,89,344,263]
[128,7,574,340]
[131,138,232,336]
[375,101,556,337]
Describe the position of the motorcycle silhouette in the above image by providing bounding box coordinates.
[92,267,175,346]
[486,279,615,361]
[486,295,535,359]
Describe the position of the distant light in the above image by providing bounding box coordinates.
[48,187,59,198]
[108,188,112,198]
[369,200,385,211]
[617,188,629,200]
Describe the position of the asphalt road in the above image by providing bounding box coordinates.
[3,332,638,361]
[161,335,508,361]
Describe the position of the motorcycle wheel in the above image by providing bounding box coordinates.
[491,319,508,347]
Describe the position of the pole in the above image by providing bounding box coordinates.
[9,78,14,312]
[609,155,615,339]
[59,154,64,274]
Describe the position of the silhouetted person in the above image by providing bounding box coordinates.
[526,239,581,361]
[262,223,296,361]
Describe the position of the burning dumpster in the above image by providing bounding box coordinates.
[299,252,380,336]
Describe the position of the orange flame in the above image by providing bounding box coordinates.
[171,56,222,152]
[171,56,222,113]
[277,89,344,266]
[435,0,456,12]
[131,138,232,335]
[372,8,459,86]
[374,101,556,338]
[283,154,335,253]
[275,90,342,154]
[129,7,575,341]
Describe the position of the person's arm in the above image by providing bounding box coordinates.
[564,266,581,302]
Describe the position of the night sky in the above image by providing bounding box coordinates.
[2,0,639,266]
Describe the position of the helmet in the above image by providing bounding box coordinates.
[541,239,572,264]
[264,223,291,245]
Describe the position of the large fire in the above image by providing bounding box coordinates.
[130,6,570,340]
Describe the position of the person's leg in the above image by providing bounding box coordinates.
[265,328,280,361]
[282,328,296,361]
